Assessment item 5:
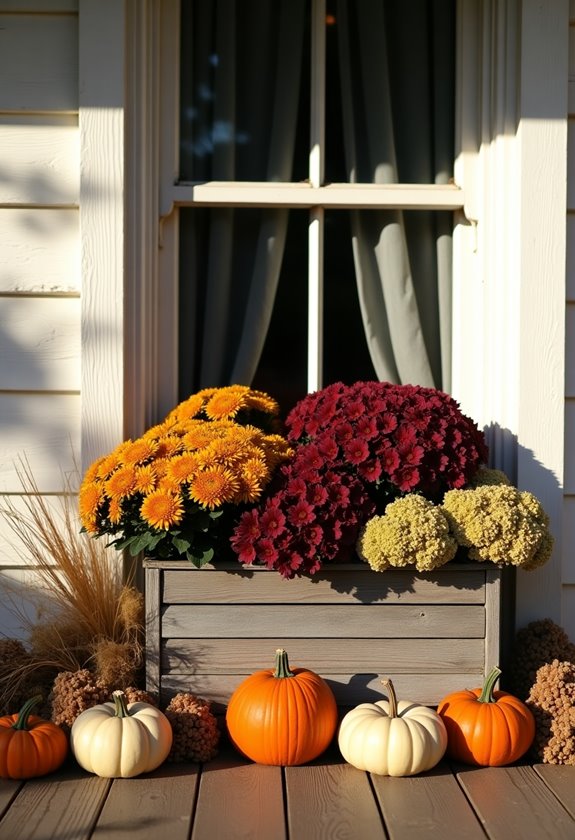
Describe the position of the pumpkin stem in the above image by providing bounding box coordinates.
[112,690,131,718]
[274,648,295,679]
[11,695,42,731]
[478,666,502,703]
[381,679,398,718]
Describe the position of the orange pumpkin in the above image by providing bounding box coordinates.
[0,695,68,779]
[226,648,338,766]
[437,666,535,766]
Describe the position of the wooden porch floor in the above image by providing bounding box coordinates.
[0,743,574,840]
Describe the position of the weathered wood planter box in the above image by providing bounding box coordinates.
[144,559,511,711]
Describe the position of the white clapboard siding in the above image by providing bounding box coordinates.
[0,296,80,391]
[0,13,78,112]
[0,117,79,206]
[564,585,575,642]
[0,493,73,567]
[0,569,56,638]
[566,401,575,495]
[568,217,575,298]
[0,394,80,493]
[568,304,575,396]
[0,209,79,293]
[564,497,575,584]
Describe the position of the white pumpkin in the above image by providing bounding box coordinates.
[70,690,173,778]
[338,679,447,777]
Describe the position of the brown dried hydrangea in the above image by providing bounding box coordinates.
[49,668,157,731]
[527,660,575,764]
[164,693,220,763]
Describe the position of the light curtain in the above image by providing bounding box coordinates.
[336,0,455,390]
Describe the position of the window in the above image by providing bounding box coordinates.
[170,0,462,411]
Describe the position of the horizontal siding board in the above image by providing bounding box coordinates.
[0,117,79,205]
[566,216,575,299]
[0,296,80,390]
[0,393,80,492]
[162,637,486,674]
[0,494,71,566]
[161,567,487,605]
[162,672,486,711]
[562,584,575,642]
[567,304,575,395]
[0,14,78,111]
[0,209,79,293]
[0,568,55,640]
[161,604,486,639]
[565,400,575,493]
[563,496,575,583]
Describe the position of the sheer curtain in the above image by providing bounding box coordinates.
[179,0,306,392]
[337,0,454,390]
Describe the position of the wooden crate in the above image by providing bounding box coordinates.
[144,560,511,711]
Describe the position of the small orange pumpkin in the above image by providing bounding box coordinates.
[437,666,535,766]
[226,648,338,766]
[0,695,68,779]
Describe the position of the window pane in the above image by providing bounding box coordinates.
[180,0,310,183]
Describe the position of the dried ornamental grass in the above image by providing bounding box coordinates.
[0,459,144,709]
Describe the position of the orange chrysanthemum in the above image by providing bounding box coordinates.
[204,387,248,420]
[156,435,184,459]
[134,464,157,494]
[78,482,104,531]
[183,424,221,451]
[244,389,280,416]
[140,490,185,530]
[166,453,201,485]
[108,497,123,524]
[165,393,204,423]
[96,452,123,480]
[105,465,137,501]
[120,438,158,466]
[235,474,264,504]
[189,467,240,509]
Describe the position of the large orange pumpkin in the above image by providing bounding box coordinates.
[226,648,338,765]
[0,696,68,779]
[437,666,535,766]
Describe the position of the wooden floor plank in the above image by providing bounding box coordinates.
[0,779,23,820]
[92,764,199,840]
[285,759,386,839]
[192,754,286,840]
[370,761,485,840]
[0,766,110,840]
[456,763,575,839]
[533,764,575,819]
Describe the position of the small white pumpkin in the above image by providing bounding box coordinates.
[70,690,173,778]
[338,678,447,777]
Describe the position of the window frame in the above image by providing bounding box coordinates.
[113,0,567,623]
[160,0,464,394]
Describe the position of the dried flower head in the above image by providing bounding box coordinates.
[357,495,457,572]
[442,484,553,569]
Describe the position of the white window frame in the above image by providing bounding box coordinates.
[158,0,464,396]
[102,0,567,623]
